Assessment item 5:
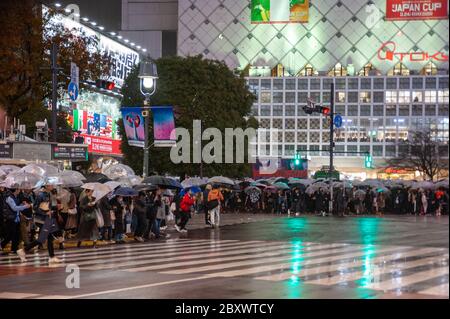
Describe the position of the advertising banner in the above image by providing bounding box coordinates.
[81,134,122,156]
[72,109,117,139]
[252,158,308,179]
[251,0,309,24]
[386,0,448,20]
[121,107,145,148]
[150,106,177,147]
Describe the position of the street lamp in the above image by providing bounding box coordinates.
[138,58,158,177]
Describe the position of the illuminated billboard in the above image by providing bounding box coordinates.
[386,0,448,21]
[251,0,309,24]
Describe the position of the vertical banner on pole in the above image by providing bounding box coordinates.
[121,107,145,147]
[150,106,176,147]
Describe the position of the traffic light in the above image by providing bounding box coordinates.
[96,79,115,90]
[294,151,301,166]
[364,154,373,168]
[318,106,330,115]
[302,104,331,116]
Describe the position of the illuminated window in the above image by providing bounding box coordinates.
[298,64,317,77]
[336,92,345,103]
[388,63,410,76]
[386,91,397,103]
[328,63,347,77]
[398,91,410,103]
[420,62,438,76]
[359,92,371,103]
[260,92,271,103]
[438,90,449,103]
[424,91,437,103]
[358,63,377,76]
[412,91,423,103]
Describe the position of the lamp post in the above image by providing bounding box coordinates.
[138,58,158,177]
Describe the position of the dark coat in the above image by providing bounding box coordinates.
[76,196,99,241]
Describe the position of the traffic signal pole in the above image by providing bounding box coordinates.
[329,81,335,215]
[51,43,58,142]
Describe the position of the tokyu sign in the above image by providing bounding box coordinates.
[386,0,448,20]
[378,41,449,63]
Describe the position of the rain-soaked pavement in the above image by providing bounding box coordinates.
[0,214,448,299]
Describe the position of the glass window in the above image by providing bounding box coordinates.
[385,118,397,142]
[258,130,270,143]
[310,119,320,129]
[439,77,449,89]
[298,92,308,103]
[399,105,410,116]
[261,92,271,103]
[310,79,321,90]
[285,92,295,103]
[425,77,437,89]
[259,119,270,128]
[336,78,346,90]
[310,145,320,156]
[273,79,283,90]
[360,92,371,103]
[298,79,308,90]
[411,118,424,130]
[386,91,397,103]
[360,118,371,142]
[259,144,270,156]
[336,92,345,103]
[425,104,436,116]
[372,118,384,143]
[347,145,357,155]
[273,92,283,103]
[360,145,370,155]
[412,78,423,89]
[425,91,437,103]
[261,79,271,90]
[373,91,384,103]
[345,119,359,143]
[373,105,384,116]
[438,90,449,103]
[260,105,271,116]
[386,145,396,157]
[284,145,295,156]
[438,104,449,116]
[272,118,283,129]
[335,145,345,156]
[335,105,345,115]
[398,91,410,103]
[373,145,383,157]
[348,92,358,103]
[309,92,320,103]
[298,105,307,116]
[386,78,397,89]
[272,145,283,156]
[285,79,296,90]
[360,105,371,116]
[273,105,283,116]
[399,78,410,89]
[251,105,259,116]
[248,79,260,92]
[297,131,307,143]
[412,104,423,116]
[361,78,372,89]
[297,119,308,129]
[348,78,358,90]
[322,118,330,130]
[386,105,397,116]
[285,105,295,116]
[321,145,330,157]
[412,91,423,103]
[323,92,330,103]
[285,119,295,130]
[374,78,384,90]
[397,118,409,141]
[335,128,345,143]
[348,105,358,116]
[310,132,320,143]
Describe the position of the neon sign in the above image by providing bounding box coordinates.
[377,41,448,62]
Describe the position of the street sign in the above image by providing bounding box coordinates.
[334,114,343,128]
[52,144,88,161]
[0,143,13,159]
[70,62,79,88]
[68,82,79,101]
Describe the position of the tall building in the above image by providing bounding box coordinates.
[177,0,449,179]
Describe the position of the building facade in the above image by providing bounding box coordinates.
[178,0,449,179]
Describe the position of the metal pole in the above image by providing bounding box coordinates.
[51,43,58,142]
[143,97,150,177]
[329,81,335,215]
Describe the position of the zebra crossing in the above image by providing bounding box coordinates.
[1,239,448,298]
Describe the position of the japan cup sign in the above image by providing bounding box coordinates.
[386,0,448,20]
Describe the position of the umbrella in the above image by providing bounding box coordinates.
[181,177,208,188]
[255,179,271,185]
[134,184,159,192]
[309,181,329,190]
[142,175,182,189]
[114,187,138,197]
[115,175,142,187]
[45,174,83,188]
[411,181,435,190]
[92,184,113,202]
[104,181,121,192]
[250,182,267,189]
[264,186,278,193]
[354,189,366,197]
[85,173,111,183]
[1,172,43,189]
[360,179,383,187]
[102,164,135,179]
[207,176,235,186]
[273,182,290,190]
[59,170,86,181]
[273,177,289,184]
[0,165,20,176]
[20,163,59,177]
[434,179,449,189]
[373,186,389,193]
[82,182,103,190]
[163,189,174,197]
[244,186,262,194]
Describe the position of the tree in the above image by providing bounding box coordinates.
[387,130,449,181]
[119,56,258,177]
[0,0,111,141]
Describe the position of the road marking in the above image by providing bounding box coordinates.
[0,292,41,299]
[418,283,449,297]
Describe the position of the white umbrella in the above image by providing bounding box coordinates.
[181,177,208,188]
[102,164,135,179]
[435,179,449,189]
[2,172,43,189]
[208,176,235,186]
[104,181,121,192]
[92,184,113,202]
[45,174,83,187]
[115,175,142,187]
[60,170,86,181]
[0,165,21,176]
[81,182,102,190]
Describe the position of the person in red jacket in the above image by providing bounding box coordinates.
[176,189,195,233]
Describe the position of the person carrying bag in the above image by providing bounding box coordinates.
[207,185,224,229]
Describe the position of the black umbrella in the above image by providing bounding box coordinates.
[142,175,182,189]
[85,173,111,183]
[134,184,158,192]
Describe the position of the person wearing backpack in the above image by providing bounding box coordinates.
[207,185,224,228]
[176,189,195,233]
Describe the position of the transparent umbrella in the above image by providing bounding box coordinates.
[115,175,142,187]
[2,172,43,189]
[181,177,209,188]
[0,165,21,176]
[20,163,59,177]
[45,174,84,188]
[102,164,135,179]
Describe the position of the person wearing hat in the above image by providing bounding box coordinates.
[1,187,31,255]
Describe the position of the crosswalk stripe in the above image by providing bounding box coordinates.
[84,241,320,271]
[258,247,446,283]
[302,253,448,286]
[0,239,237,264]
[0,240,261,266]
[0,292,41,299]
[362,266,449,291]
[418,283,449,297]
[194,246,408,278]
[121,242,337,273]
[158,244,376,275]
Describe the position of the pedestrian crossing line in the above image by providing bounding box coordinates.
[119,242,333,273]
[362,266,449,291]
[0,292,41,299]
[194,246,410,279]
[83,241,321,271]
[300,253,448,286]
[158,243,378,275]
[0,240,257,266]
[257,247,446,283]
[417,283,449,297]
